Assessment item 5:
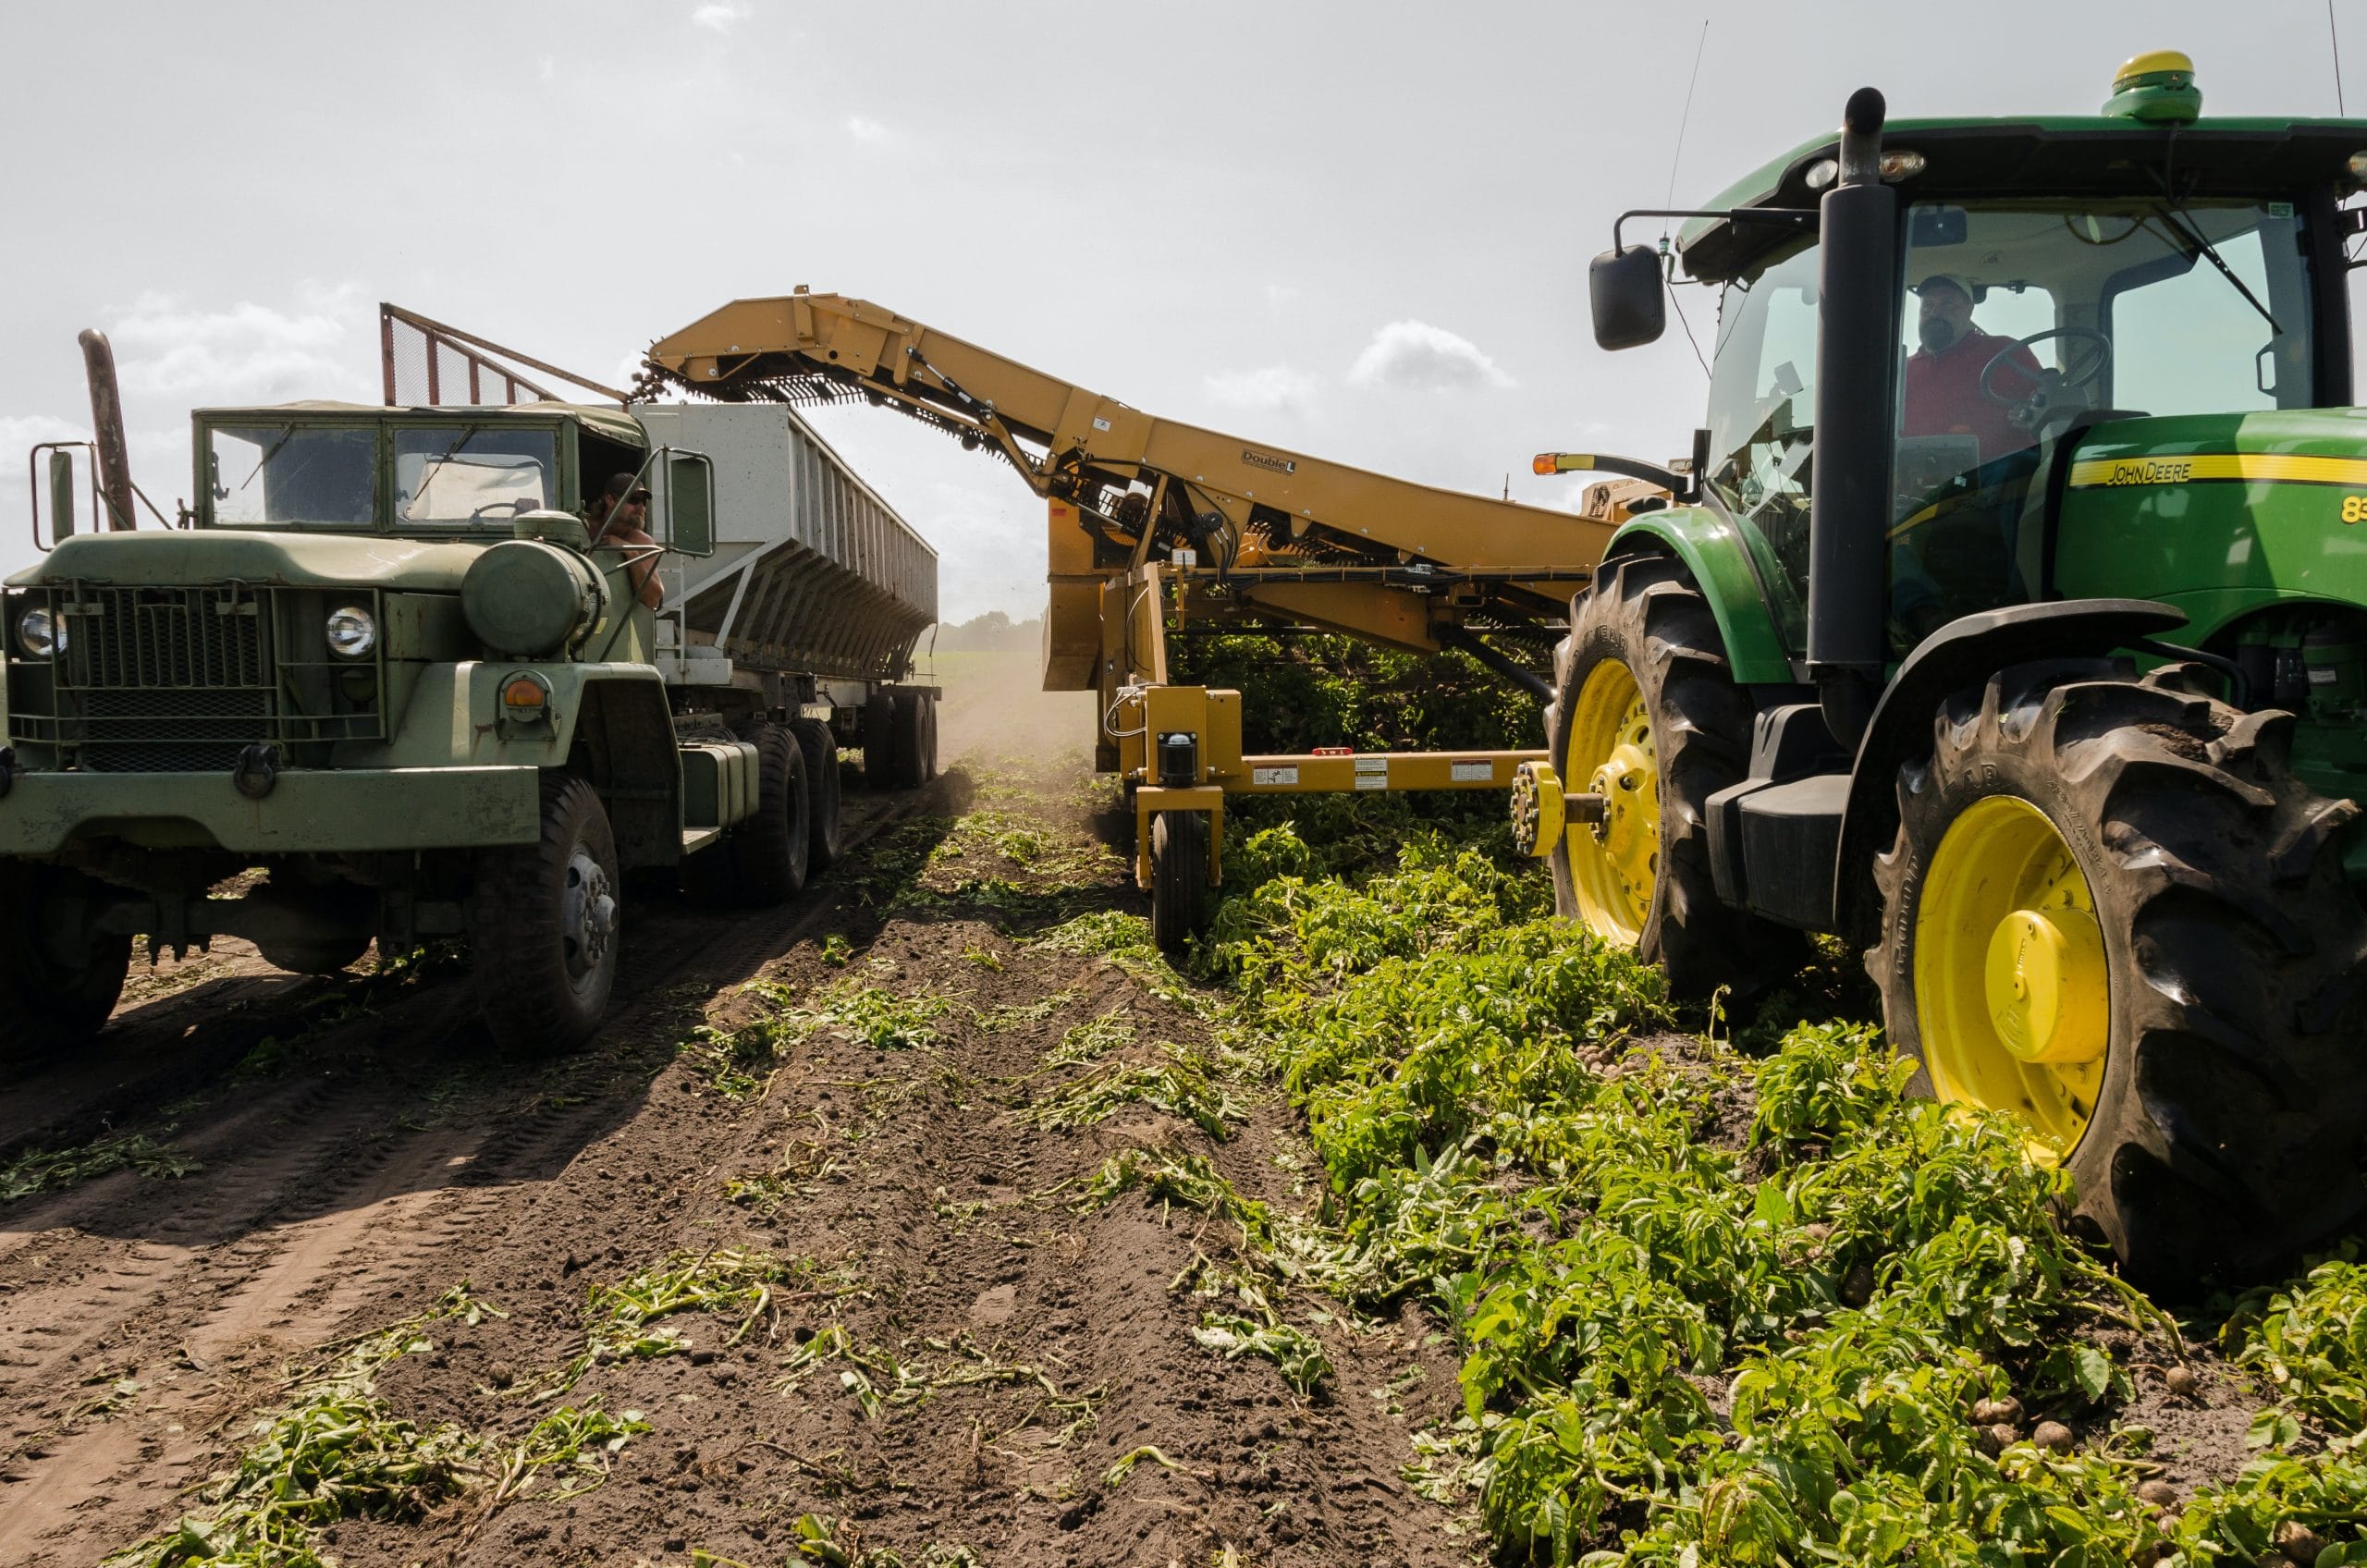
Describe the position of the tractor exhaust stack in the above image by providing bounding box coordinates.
[1805,87,1897,749]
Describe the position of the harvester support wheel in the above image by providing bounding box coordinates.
[1871,659,2367,1283]
[891,689,930,790]
[0,862,130,1066]
[724,719,812,904]
[472,774,620,1057]
[1547,552,1805,997]
[791,717,843,873]
[1149,810,1209,954]
[864,689,901,790]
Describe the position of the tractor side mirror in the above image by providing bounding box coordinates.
[1589,245,1666,350]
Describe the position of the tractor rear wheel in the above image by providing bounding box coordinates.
[0,862,130,1066]
[1871,659,2367,1284]
[473,775,620,1057]
[1149,810,1209,955]
[1548,553,1805,997]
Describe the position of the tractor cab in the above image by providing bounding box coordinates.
[1665,62,2364,666]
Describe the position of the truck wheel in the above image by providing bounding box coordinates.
[1149,810,1208,954]
[1548,553,1805,997]
[0,862,130,1064]
[729,720,812,904]
[864,689,901,790]
[920,693,939,781]
[1870,659,2367,1284]
[891,690,929,790]
[791,718,842,873]
[472,775,620,1057]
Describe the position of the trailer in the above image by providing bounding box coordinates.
[0,319,941,1059]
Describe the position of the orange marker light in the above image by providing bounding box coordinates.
[1532,453,1556,475]
[503,678,547,708]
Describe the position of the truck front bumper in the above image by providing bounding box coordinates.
[0,765,543,856]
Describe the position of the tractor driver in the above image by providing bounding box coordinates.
[1901,274,2044,461]
[587,472,666,609]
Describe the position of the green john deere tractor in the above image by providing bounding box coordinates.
[1513,52,2367,1283]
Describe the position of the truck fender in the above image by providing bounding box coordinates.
[1604,510,1794,685]
[564,673,681,870]
[1831,597,2187,944]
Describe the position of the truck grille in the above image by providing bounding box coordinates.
[5,582,386,771]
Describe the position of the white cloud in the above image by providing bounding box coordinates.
[844,116,889,143]
[691,1,751,31]
[1347,319,1515,393]
[1263,283,1301,313]
[1200,364,1317,415]
[536,55,557,84]
[108,281,370,403]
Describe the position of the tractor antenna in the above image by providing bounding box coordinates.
[1660,19,1711,239]
[2334,0,2349,115]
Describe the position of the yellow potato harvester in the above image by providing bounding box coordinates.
[643,291,1633,944]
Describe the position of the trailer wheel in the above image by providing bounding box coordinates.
[0,862,130,1065]
[730,720,812,903]
[1149,810,1209,954]
[919,693,939,782]
[791,717,842,873]
[472,775,619,1057]
[1871,659,2367,1284]
[864,689,901,790]
[1548,552,1806,997]
[891,689,930,790]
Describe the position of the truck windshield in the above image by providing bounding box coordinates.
[209,423,377,526]
[394,425,557,525]
[1701,195,2316,653]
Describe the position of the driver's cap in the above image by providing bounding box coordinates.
[1914,272,1978,303]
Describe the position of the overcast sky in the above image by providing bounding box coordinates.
[4,1,2361,622]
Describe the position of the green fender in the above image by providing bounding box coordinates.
[1602,508,1797,685]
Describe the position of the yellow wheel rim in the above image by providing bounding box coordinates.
[1563,659,1660,946]
[1914,795,2111,1162]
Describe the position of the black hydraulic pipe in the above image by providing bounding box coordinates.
[1437,623,1553,703]
[1806,87,1898,750]
[79,329,138,533]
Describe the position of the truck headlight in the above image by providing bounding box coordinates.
[325,605,376,657]
[16,606,63,658]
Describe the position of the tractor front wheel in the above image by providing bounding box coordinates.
[1871,659,2367,1283]
[1548,553,1805,998]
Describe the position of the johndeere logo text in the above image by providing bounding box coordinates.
[2102,458,2192,485]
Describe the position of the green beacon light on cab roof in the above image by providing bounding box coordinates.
[2103,48,2201,123]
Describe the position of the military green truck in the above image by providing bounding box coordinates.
[4,361,939,1059]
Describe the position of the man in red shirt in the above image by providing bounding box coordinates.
[1901,274,2043,461]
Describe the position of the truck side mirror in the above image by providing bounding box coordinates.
[1589,245,1667,351]
[48,448,76,540]
[668,454,715,557]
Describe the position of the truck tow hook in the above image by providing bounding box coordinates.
[232,742,283,800]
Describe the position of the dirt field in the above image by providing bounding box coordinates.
[0,655,1477,1567]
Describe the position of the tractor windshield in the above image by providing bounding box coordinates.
[1703,196,2316,653]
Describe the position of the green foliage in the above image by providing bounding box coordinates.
[542,1249,796,1398]
[2,1130,198,1200]
[2225,1245,2367,1437]
[1017,1055,1245,1140]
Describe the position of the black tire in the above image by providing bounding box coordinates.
[1149,810,1209,954]
[1546,553,1806,998]
[791,717,842,873]
[0,862,130,1064]
[890,689,929,790]
[1871,659,2367,1284]
[920,693,939,782]
[864,689,901,790]
[472,775,620,1057]
[730,720,812,904]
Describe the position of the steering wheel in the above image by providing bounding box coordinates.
[1980,327,2112,431]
